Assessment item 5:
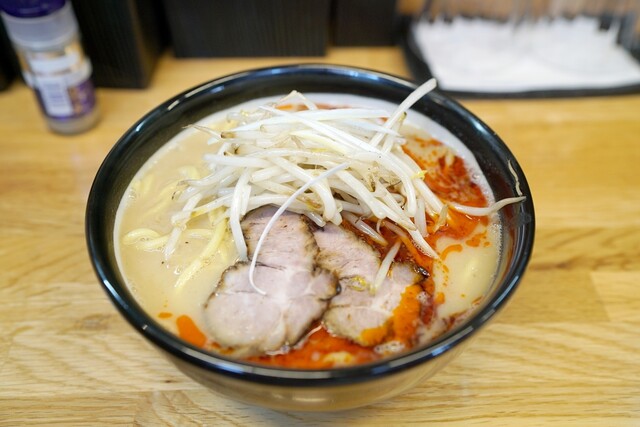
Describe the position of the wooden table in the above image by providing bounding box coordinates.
[1,47,639,426]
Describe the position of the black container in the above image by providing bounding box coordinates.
[333,0,398,46]
[71,0,167,88]
[162,0,330,57]
[86,64,535,411]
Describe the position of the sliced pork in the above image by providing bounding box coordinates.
[313,222,380,291]
[204,207,337,354]
[240,206,318,269]
[314,223,423,346]
[323,262,422,346]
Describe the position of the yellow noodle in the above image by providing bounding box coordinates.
[122,228,161,245]
[175,219,228,290]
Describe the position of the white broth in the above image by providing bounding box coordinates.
[114,93,504,366]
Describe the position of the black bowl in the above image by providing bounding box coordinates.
[86,64,535,411]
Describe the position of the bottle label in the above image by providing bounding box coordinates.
[19,40,97,120]
[29,51,80,75]
[33,72,96,119]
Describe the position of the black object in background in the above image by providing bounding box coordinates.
[162,0,330,57]
[71,0,168,88]
[0,18,18,91]
[333,0,398,46]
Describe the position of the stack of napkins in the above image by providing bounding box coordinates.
[412,16,640,94]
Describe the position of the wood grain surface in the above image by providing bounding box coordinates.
[1,47,639,426]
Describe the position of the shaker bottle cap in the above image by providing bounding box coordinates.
[0,0,76,49]
[0,0,66,18]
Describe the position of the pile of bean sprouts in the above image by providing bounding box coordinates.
[127,79,525,294]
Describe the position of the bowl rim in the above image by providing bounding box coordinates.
[86,63,535,386]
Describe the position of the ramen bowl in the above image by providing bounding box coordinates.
[86,65,535,411]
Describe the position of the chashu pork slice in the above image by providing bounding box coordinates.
[204,207,337,355]
[313,222,380,290]
[314,223,423,346]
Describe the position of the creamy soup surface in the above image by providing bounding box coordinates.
[115,94,501,367]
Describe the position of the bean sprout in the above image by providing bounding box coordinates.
[130,79,525,292]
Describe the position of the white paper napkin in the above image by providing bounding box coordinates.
[413,16,640,93]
